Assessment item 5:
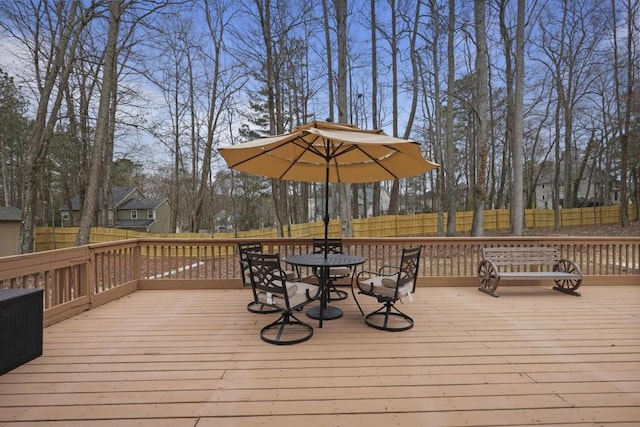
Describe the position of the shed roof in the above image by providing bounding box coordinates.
[0,207,21,221]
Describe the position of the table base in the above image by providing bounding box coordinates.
[307,305,343,321]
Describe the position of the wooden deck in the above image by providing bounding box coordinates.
[1,285,639,426]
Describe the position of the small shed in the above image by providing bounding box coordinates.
[0,207,21,257]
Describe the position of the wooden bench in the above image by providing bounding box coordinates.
[477,246,582,297]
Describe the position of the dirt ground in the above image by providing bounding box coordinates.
[486,219,640,237]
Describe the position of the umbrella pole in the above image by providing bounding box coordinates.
[324,166,329,259]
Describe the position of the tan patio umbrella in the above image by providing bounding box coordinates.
[219,121,439,253]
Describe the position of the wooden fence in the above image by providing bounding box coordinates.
[2,236,638,327]
[35,205,638,252]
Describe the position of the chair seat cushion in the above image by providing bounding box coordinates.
[381,276,397,288]
[329,266,351,277]
[359,276,413,299]
[257,282,317,309]
[381,272,408,287]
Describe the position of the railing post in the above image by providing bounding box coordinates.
[86,245,96,309]
[133,241,141,289]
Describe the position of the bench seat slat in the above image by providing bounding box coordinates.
[498,272,582,280]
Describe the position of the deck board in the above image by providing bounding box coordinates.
[1,285,639,426]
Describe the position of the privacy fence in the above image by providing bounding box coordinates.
[35,205,638,252]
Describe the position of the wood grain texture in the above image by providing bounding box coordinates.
[1,285,639,426]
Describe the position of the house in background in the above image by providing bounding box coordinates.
[60,187,173,233]
[0,207,21,256]
[535,165,620,209]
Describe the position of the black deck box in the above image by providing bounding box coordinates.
[0,288,44,375]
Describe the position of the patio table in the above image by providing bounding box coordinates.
[286,253,365,328]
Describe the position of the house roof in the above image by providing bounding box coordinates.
[119,198,166,210]
[116,219,155,229]
[0,207,21,221]
[112,187,139,207]
[62,187,140,211]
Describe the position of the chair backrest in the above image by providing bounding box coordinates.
[238,242,263,286]
[398,246,422,293]
[238,242,263,259]
[312,238,343,254]
[245,252,290,305]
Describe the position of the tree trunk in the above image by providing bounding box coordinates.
[620,0,634,226]
[471,0,488,237]
[387,0,400,215]
[370,0,380,217]
[509,0,525,235]
[445,0,457,236]
[426,0,444,235]
[76,1,122,246]
[322,0,334,122]
[335,0,352,236]
[100,63,118,229]
[20,0,86,253]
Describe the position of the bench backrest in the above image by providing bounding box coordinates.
[482,246,560,267]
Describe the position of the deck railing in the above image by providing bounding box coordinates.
[1,236,638,326]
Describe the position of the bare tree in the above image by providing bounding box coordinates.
[0,0,96,252]
[379,0,402,215]
[424,0,446,235]
[249,0,286,236]
[509,0,525,235]
[323,0,335,122]
[76,0,124,246]
[471,0,488,236]
[143,13,193,232]
[612,0,636,226]
[0,69,29,208]
[445,0,457,236]
[370,0,381,217]
[188,0,244,233]
[335,0,353,236]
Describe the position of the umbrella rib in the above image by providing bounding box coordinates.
[225,138,295,170]
[226,133,328,180]
[278,133,331,180]
[347,144,407,180]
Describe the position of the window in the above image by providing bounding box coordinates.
[61,212,70,220]
[131,210,138,219]
[147,209,155,219]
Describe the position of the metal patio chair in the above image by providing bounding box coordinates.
[310,238,354,301]
[246,252,320,345]
[238,241,296,314]
[352,246,422,332]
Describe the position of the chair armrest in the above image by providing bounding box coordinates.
[377,265,401,275]
[356,269,383,278]
[303,284,322,300]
